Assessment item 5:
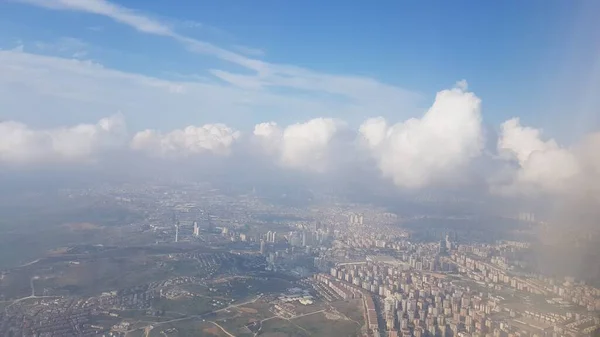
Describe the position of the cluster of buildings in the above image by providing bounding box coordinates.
[1,298,97,337]
[16,183,597,337]
[325,259,599,337]
[313,273,380,331]
[449,251,600,312]
[328,261,501,337]
[349,213,365,225]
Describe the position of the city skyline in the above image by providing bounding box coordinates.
[0,180,597,336]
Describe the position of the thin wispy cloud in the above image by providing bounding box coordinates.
[180,20,203,29]
[87,25,104,32]
[233,45,266,57]
[15,0,420,111]
[16,0,173,35]
[0,49,380,129]
[33,37,89,58]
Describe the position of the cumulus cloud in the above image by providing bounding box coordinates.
[496,122,600,285]
[576,133,600,204]
[131,124,241,157]
[496,118,600,196]
[253,118,343,172]
[359,82,484,188]
[253,122,283,155]
[497,118,580,193]
[0,114,127,164]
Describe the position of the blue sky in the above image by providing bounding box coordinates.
[0,0,599,198]
[0,0,598,141]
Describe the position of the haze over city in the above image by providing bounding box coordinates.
[0,1,598,337]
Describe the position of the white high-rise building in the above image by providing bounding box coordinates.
[348,213,364,225]
[193,221,200,237]
[265,231,277,243]
[518,212,535,222]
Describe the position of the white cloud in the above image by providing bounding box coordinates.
[17,0,173,36]
[131,124,240,157]
[281,118,342,172]
[359,117,388,149]
[87,26,104,32]
[496,118,600,195]
[359,82,484,188]
[253,122,281,139]
[577,134,600,203]
[34,37,88,59]
[253,118,343,172]
[14,0,421,120]
[455,79,468,91]
[0,114,126,164]
[180,20,204,29]
[16,0,264,71]
[253,122,283,156]
[4,1,596,202]
[0,50,366,129]
[233,45,266,57]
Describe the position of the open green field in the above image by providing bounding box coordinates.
[0,255,176,298]
[0,244,238,299]
[120,295,365,337]
[209,276,295,302]
[0,197,143,269]
[260,317,311,337]
[144,319,231,337]
[152,297,218,316]
[331,299,366,325]
[121,315,234,336]
[293,311,362,337]
[127,295,364,337]
[208,301,273,336]
[217,301,361,337]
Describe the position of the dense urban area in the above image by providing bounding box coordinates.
[0,181,598,337]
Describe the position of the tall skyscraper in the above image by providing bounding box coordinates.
[206,212,214,232]
[439,239,447,254]
[260,239,266,255]
[265,231,277,243]
[266,231,273,243]
[193,221,200,237]
[175,222,179,243]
